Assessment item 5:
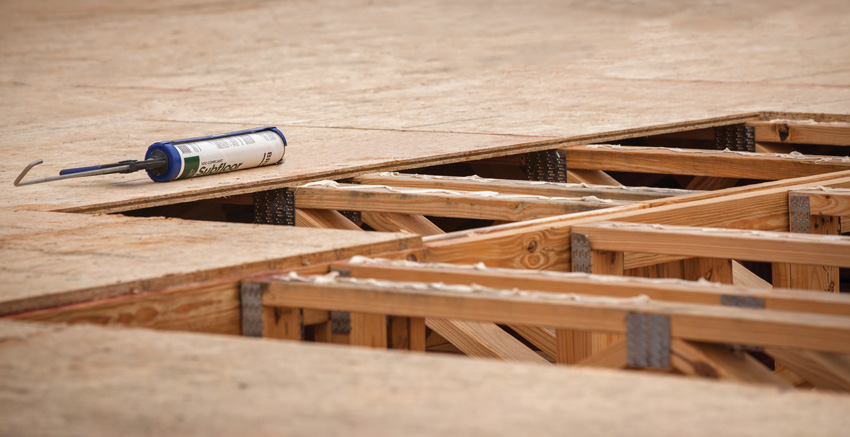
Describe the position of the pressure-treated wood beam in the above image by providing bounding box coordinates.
[295,183,630,221]
[328,260,850,316]
[254,277,850,354]
[353,173,698,202]
[571,221,850,267]
[746,121,850,146]
[562,145,850,179]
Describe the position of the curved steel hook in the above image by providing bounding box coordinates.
[13,159,45,186]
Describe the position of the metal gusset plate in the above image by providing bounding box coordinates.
[626,312,671,370]
[714,124,755,152]
[253,188,295,226]
[526,150,566,183]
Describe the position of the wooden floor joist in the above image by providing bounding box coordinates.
[746,121,850,146]
[571,221,850,267]
[5,0,850,431]
[791,188,850,218]
[670,340,791,387]
[328,260,850,316]
[353,173,699,201]
[361,211,444,235]
[766,348,850,393]
[562,145,850,180]
[294,182,631,221]
[420,172,850,270]
[253,276,850,354]
[425,318,549,364]
[295,208,363,231]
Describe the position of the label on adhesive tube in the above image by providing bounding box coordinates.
[172,131,285,180]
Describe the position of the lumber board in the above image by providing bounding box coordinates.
[756,142,798,154]
[257,277,850,354]
[556,328,593,364]
[262,306,303,340]
[361,211,444,236]
[625,259,686,280]
[5,321,850,436]
[353,173,698,202]
[682,258,733,284]
[425,318,549,364]
[685,176,739,191]
[732,261,772,289]
[576,338,628,369]
[670,340,791,387]
[11,279,243,335]
[623,253,691,270]
[0,210,419,316]
[295,208,363,231]
[766,348,850,393]
[774,206,841,292]
[329,260,850,316]
[792,188,850,217]
[747,121,850,146]
[387,316,426,351]
[294,183,630,221]
[421,172,850,271]
[565,169,621,186]
[509,325,557,359]
[350,312,388,348]
[563,145,850,180]
[572,221,850,267]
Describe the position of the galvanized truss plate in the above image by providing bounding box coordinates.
[570,232,592,273]
[331,311,351,334]
[714,124,755,152]
[721,294,765,309]
[253,188,295,226]
[789,194,810,234]
[626,312,671,370]
[240,283,264,337]
[526,150,566,183]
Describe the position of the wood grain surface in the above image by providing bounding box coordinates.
[2,0,849,213]
[0,210,418,315]
[2,320,850,436]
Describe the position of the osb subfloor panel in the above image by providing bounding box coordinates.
[2,320,849,437]
[1,1,850,432]
[2,0,849,212]
[0,210,418,315]
[1,124,556,213]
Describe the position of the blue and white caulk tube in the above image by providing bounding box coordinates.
[144,126,287,182]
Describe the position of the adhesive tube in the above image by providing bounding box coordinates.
[144,126,287,182]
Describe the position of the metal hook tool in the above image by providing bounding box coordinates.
[14,158,167,186]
